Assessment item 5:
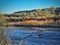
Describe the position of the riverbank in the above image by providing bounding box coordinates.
[4,24,60,28]
[0,26,60,31]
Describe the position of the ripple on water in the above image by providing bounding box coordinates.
[4,27,60,45]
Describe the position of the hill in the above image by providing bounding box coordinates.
[1,7,60,26]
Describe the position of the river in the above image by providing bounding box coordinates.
[3,27,60,45]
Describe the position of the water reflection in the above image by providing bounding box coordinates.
[3,27,60,45]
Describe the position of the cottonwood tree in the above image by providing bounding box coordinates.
[0,13,6,45]
[0,13,6,25]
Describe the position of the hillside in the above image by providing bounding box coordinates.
[1,7,60,26]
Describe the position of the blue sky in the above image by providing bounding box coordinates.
[0,0,60,14]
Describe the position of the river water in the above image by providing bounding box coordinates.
[4,27,60,45]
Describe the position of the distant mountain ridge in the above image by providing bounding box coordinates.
[13,7,60,15]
